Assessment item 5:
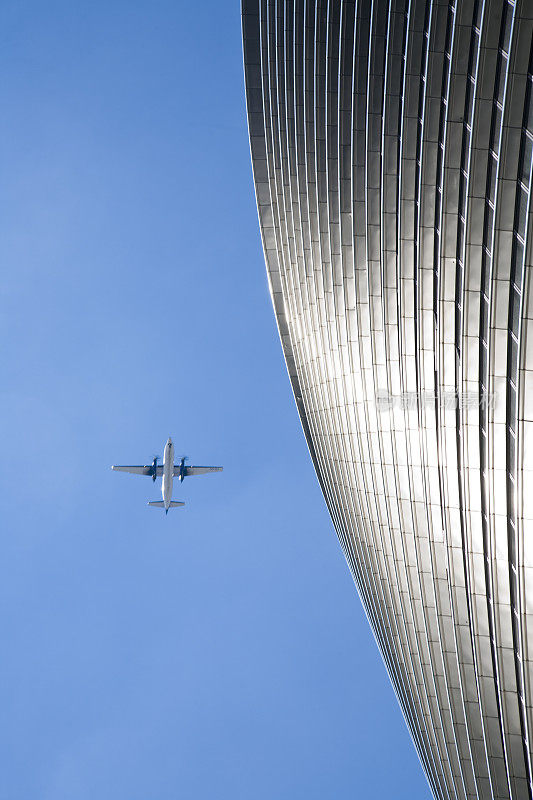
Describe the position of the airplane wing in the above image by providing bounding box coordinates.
[111,465,164,476]
[175,465,223,477]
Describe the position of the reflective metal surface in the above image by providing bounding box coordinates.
[243,1,533,798]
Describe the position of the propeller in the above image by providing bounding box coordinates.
[177,455,189,483]
[151,455,160,482]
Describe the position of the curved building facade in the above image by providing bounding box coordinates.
[242,1,533,798]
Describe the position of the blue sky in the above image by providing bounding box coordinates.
[0,2,431,798]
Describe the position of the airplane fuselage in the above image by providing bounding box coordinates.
[162,437,174,510]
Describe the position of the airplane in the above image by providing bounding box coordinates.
[111,437,223,514]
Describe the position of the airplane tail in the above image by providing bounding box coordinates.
[147,501,185,509]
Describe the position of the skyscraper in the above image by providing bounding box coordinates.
[242,1,533,797]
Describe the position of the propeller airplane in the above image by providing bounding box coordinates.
[111,437,223,514]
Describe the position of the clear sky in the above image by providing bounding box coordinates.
[0,2,432,798]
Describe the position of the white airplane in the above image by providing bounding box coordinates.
[111,437,223,514]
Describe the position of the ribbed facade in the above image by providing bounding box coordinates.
[242,1,533,797]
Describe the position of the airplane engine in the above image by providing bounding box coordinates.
[151,457,158,482]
